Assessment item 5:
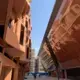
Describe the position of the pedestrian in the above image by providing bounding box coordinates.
[39,74,41,77]
[33,73,37,79]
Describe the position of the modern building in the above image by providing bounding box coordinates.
[38,48,54,72]
[38,0,80,79]
[37,57,45,73]
[0,0,32,80]
[30,49,36,73]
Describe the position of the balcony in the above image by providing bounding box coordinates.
[4,27,24,57]
[20,44,30,63]
[13,0,30,17]
[19,48,30,64]
[5,47,24,57]
[20,54,30,64]
[5,27,19,49]
[0,0,30,24]
[0,53,17,68]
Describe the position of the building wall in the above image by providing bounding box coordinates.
[0,67,12,80]
[38,47,54,72]
[0,0,32,80]
[38,0,80,78]
[30,49,36,72]
[47,0,80,69]
[37,57,45,73]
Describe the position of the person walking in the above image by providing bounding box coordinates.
[39,74,41,77]
[33,73,37,79]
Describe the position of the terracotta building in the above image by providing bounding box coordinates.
[0,0,32,80]
[38,0,80,79]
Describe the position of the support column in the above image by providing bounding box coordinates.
[4,68,12,80]
[12,67,19,80]
[45,37,59,79]
[56,68,59,80]
[18,66,25,80]
[0,61,2,76]
[0,62,2,80]
[64,70,67,80]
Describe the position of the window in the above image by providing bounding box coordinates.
[26,47,29,59]
[40,69,44,71]
[26,37,28,43]
[26,21,28,28]
[8,19,12,28]
[28,31,30,36]
[0,25,4,38]
[29,19,31,25]
[29,39,31,47]
[0,46,3,53]
[20,25,24,45]
[71,4,80,14]
[4,52,11,59]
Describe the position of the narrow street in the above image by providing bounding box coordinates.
[0,0,80,80]
[25,75,58,80]
[24,75,70,80]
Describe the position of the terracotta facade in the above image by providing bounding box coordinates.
[0,0,31,80]
[48,0,80,69]
[38,0,80,78]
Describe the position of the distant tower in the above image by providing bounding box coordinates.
[30,49,36,73]
[35,58,38,73]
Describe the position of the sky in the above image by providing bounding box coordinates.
[31,0,56,55]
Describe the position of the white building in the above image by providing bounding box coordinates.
[30,49,36,72]
[37,57,45,73]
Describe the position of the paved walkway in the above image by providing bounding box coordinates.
[24,75,70,80]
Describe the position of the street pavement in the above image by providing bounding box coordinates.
[24,75,70,80]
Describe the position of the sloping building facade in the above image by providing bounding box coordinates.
[38,0,80,79]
